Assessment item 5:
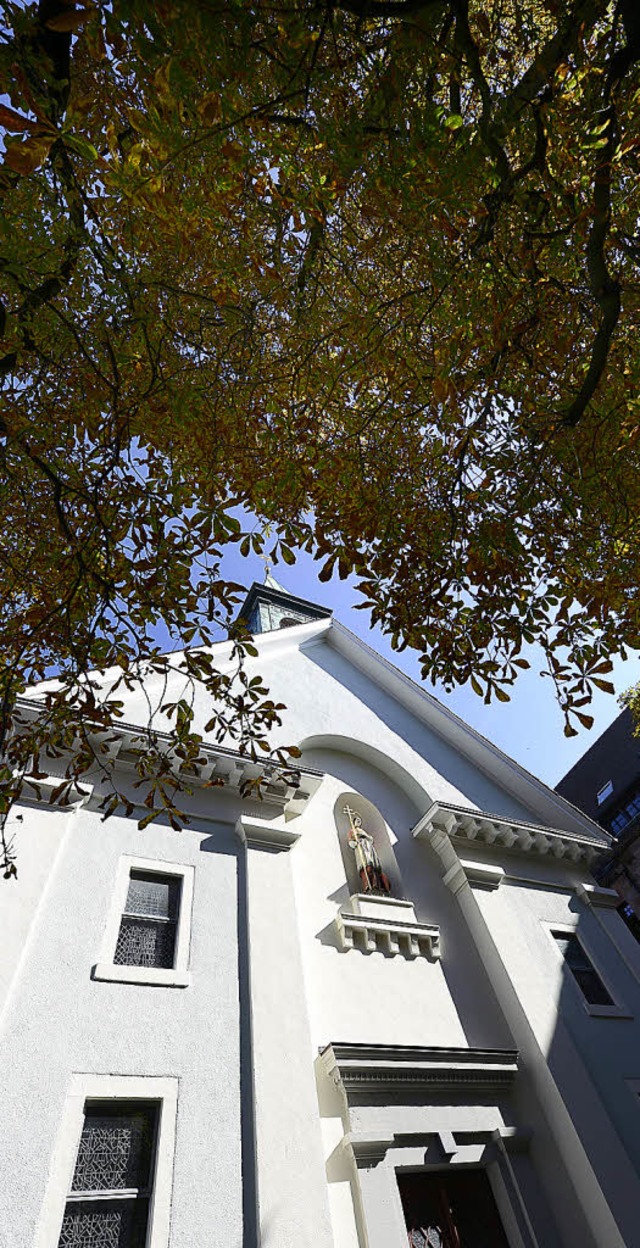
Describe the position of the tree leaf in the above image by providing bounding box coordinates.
[3,134,54,174]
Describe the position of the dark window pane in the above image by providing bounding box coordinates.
[125,872,180,920]
[572,968,614,1006]
[114,917,177,969]
[58,1197,149,1248]
[71,1105,156,1192]
[552,932,613,1006]
[399,1170,510,1248]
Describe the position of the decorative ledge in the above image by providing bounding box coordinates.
[413,801,607,867]
[342,1125,531,1169]
[14,697,323,817]
[443,859,505,895]
[320,1042,519,1094]
[236,815,301,852]
[575,882,620,908]
[92,963,191,988]
[19,774,93,809]
[334,894,440,959]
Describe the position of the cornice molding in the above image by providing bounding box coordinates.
[320,1042,519,1095]
[13,700,323,817]
[18,774,94,811]
[413,801,606,868]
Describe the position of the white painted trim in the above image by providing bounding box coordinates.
[544,922,632,1020]
[93,855,194,988]
[442,859,505,895]
[92,964,192,987]
[414,803,605,867]
[575,882,620,908]
[334,903,439,958]
[575,885,640,988]
[235,814,301,851]
[35,1073,178,1248]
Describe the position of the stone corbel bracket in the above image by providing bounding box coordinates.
[18,774,94,810]
[334,894,440,959]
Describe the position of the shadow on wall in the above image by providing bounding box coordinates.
[538,897,640,1248]
[200,829,258,1248]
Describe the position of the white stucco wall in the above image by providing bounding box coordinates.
[244,840,334,1248]
[0,802,72,1016]
[0,803,246,1248]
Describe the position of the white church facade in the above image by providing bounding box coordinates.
[2,579,640,1248]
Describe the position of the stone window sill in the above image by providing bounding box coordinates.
[92,962,191,988]
[584,1002,633,1019]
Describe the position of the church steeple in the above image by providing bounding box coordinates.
[237,575,332,636]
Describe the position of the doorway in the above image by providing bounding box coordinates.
[398,1169,511,1248]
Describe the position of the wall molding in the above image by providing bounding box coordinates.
[334,894,440,958]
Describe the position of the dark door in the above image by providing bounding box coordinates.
[398,1169,511,1248]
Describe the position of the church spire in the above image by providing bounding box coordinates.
[237,574,332,636]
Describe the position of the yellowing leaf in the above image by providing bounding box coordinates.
[0,104,33,132]
[3,134,54,175]
[46,7,91,33]
[199,93,222,126]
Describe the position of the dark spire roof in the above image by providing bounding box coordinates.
[237,578,332,636]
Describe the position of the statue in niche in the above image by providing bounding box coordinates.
[344,804,391,895]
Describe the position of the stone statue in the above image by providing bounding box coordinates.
[344,805,391,895]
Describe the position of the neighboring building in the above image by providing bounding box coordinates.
[2,579,640,1248]
[556,708,640,935]
[555,707,640,837]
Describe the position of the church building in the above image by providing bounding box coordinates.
[2,578,640,1248]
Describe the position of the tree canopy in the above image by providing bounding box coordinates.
[1,0,640,871]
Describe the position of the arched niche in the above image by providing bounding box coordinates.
[334,791,404,899]
[300,733,431,820]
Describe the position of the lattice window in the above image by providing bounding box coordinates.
[58,1102,158,1248]
[114,872,180,970]
[552,931,613,1006]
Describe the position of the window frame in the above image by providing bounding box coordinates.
[59,1098,159,1245]
[596,779,614,806]
[545,922,631,1018]
[93,855,194,987]
[35,1075,178,1248]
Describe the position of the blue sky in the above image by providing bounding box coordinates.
[223,545,640,791]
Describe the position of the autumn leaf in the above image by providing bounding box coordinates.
[1,0,639,879]
[3,134,54,174]
[0,104,33,132]
[46,6,91,33]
